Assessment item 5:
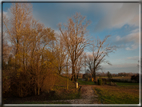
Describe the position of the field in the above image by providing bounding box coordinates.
[77,77,140,104]
[77,79,95,85]
[101,76,131,80]
[94,82,139,104]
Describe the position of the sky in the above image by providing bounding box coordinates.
[1,1,141,75]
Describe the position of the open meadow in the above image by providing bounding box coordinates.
[78,77,140,104]
[101,76,131,80]
[94,82,139,104]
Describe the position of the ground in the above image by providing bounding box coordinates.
[3,85,99,104]
[47,85,99,104]
[3,77,139,104]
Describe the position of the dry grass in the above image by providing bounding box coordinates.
[112,76,131,80]
[53,74,75,90]
[100,76,131,80]
[94,84,139,104]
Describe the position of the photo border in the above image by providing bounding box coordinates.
[1,0,141,107]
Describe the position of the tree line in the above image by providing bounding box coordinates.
[3,3,116,97]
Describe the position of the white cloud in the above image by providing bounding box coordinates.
[102,62,139,73]
[126,44,138,50]
[115,28,139,50]
[127,56,139,60]
[94,3,139,32]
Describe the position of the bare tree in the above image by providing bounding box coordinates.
[3,3,32,73]
[87,35,116,83]
[85,54,94,77]
[59,13,90,81]
[54,35,67,75]
[75,53,85,79]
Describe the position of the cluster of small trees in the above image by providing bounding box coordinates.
[92,72,137,77]
[3,3,60,97]
[118,72,135,77]
[3,3,116,97]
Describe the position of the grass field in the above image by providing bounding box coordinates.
[77,79,95,85]
[116,82,139,86]
[94,83,139,104]
[77,78,139,104]
[101,76,132,80]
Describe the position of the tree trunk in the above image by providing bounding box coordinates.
[93,69,96,83]
[71,64,76,82]
[35,84,37,95]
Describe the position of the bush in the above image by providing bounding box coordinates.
[131,74,139,83]
[41,70,56,93]
[98,78,102,85]
[107,71,112,80]
[82,73,91,81]
[102,78,108,85]
[2,70,11,97]
[109,82,117,86]
[10,71,33,97]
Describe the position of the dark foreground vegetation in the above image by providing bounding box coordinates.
[3,75,81,104]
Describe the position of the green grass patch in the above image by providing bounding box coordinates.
[116,82,139,86]
[116,82,139,89]
[77,79,95,85]
[94,85,139,104]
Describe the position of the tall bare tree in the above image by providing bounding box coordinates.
[75,53,86,79]
[59,13,90,81]
[3,3,32,73]
[87,35,116,83]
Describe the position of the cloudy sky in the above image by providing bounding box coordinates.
[2,1,141,74]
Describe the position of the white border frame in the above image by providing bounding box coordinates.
[1,0,142,107]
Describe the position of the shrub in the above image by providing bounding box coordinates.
[98,78,102,85]
[107,71,112,80]
[102,78,108,85]
[82,73,91,81]
[42,70,56,93]
[110,82,117,86]
[2,70,11,97]
[131,74,139,83]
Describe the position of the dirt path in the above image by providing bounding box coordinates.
[80,85,98,104]
[51,85,99,104]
